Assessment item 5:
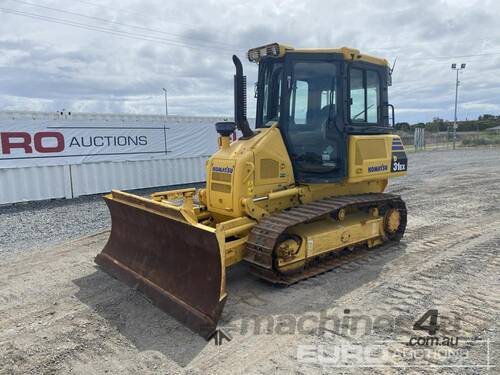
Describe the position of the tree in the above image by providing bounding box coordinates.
[428,117,448,132]
[479,114,495,120]
[394,122,410,132]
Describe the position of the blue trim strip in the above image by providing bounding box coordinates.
[392,146,404,150]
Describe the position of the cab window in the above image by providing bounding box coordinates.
[291,80,308,125]
[260,61,283,126]
[350,68,380,123]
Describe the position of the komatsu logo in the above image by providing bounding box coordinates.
[212,166,234,174]
[368,165,388,173]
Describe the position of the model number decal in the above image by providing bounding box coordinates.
[391,152,408,173]
[393,161,406,172]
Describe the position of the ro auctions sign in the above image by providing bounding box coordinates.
[0,121,168,168]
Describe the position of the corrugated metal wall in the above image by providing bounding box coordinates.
[70,156,207,197]
[0,156,208,205]
[0,164,72,203]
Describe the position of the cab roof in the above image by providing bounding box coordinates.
[247,43,389,67]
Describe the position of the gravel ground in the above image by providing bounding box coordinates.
[0,183,203,257]
[0,147,499,374]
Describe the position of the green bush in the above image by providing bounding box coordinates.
[462,137,500,146]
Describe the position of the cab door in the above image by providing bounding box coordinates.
[280,53,346,183]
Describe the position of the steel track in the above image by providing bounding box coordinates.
[244,193,407,285]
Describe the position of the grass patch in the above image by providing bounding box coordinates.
[462,134,500,146]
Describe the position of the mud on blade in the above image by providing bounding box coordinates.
[95,191,226,339]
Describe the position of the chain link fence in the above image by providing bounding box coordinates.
[397,129,500,152]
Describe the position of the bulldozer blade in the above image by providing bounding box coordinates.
[95,191,226,339]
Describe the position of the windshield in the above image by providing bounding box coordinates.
[285,60,339,174]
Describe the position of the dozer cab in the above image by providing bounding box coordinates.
[95,43,408,338]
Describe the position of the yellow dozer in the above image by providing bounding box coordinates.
[95,43,408,338]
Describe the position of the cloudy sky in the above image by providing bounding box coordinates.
[0,0,499,123]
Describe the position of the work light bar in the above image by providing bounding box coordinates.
[247,43,291,63]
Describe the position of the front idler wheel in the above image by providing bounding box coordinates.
[384,208,402,240]
[274,234,304,275]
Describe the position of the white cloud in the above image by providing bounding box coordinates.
[461,102,500,111]
[396,108,439,113]
[0,0,499,123]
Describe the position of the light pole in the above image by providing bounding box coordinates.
[162,87,168,118]
[451,63,466,150]
[161,88,169,155]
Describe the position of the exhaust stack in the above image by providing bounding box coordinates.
[232,55,254,138]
